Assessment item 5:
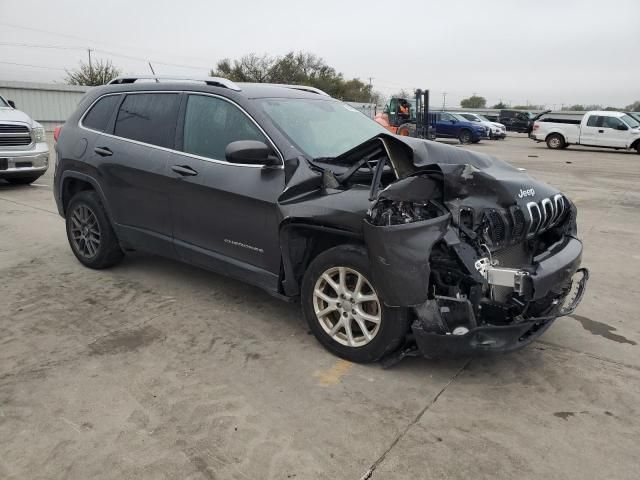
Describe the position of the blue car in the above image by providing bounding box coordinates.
[431,112,488,144]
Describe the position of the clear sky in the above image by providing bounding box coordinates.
[1,0,638,108]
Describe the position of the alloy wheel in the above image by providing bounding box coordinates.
[313,266,381,347]
[69,204,101,259]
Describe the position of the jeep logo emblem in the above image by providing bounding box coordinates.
[518,188,535,199]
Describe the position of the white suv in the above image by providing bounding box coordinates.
[0,94,49,184]
[458,112,507,139]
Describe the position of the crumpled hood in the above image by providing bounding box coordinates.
[0,107,34,126]
[376,133,560,209]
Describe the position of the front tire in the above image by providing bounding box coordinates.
[546,133,565,149]
[66,190,124,269]
[301,245,409,363]
[458,129,472,144]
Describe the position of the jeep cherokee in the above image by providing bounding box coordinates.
[53,76,588,363]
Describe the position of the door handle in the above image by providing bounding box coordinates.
[171,165,198,176]
[598,129,604,133]
[94,146,113,157]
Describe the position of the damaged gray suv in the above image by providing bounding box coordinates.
[54,76,588,363]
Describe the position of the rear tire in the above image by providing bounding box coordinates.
[6,175,41,185]
[546,133,565,149]
[458,129,472,144]
[66,190,124,269]
[301,245,409,363]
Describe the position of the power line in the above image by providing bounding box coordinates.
[0,61,67,71]
[0,41,84,50]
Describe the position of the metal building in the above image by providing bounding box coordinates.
[0,81,89,131]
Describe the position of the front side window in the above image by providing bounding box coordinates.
[602,116,623,129]
[82,95,121,132]
[114,93,180,148]
[182,94,267,161]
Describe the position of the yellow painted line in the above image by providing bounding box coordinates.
[314,359,354,386]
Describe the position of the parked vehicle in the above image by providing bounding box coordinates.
[627,112,640,123]
[457,112,506,139]
[54,75,588,363]
[0,94,49,184]
[499,110,533,133]
[432,112,488,143]
[526,111,583,136]
[531,111,640,152]
[374,90,436,140]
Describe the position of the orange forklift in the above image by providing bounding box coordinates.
[374,89,436,139]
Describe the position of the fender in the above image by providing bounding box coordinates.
[279,221,362,297]
[58,170,114,223]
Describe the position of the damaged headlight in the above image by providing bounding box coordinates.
[367,200,443,226]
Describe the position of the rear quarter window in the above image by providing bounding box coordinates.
[82,95,121,132]
[114,93,180,148]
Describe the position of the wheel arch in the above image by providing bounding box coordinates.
[279,221,363,297]
[544,130,567,144]
[60,171,114,222]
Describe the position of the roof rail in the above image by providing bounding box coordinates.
[107,75,241,91]
[260,83,330,96]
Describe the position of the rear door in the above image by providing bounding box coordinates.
[94,92,180,256]
[579,114,601,146]
[437,113,456,137]
[169,93,285,290]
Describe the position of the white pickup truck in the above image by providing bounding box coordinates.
[530,111,640,153]
[0,94,49,184]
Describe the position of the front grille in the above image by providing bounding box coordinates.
[0,124,32,146]
[526,194,565,237]
[511,207,526,240]
[483,209,506,246]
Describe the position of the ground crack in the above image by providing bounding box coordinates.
[359,358,472,480]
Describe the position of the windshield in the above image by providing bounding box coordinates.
[622,114,640,128]
[0,96,8,108]
[477,115,492,122]
[258,98,386,159]
[451,113,469,122]
[461,114,480,122]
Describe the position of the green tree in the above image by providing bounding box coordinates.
[65,59,120,86]
[492,101,508,109]
[512,104,544,110]
[561,104,586,111]
[625,100,640,111]
[460,95,486,108]
[210,51,374,102]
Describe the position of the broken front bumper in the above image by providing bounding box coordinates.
[409,234,588,358]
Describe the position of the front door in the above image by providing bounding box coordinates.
[597,116,630,148]
[169,93,285,290]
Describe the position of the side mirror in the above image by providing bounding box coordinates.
[7,100,16,108]
[450,119,456,124]
[225,140,279,166]
[617,124,628,131]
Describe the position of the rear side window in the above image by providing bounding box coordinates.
[586,115,603,127]
[114,93,180,148]
[182,94,266,161]
[82,95,120,132]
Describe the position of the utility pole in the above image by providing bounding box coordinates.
[442,92,447,111]
[88,48,93,78]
